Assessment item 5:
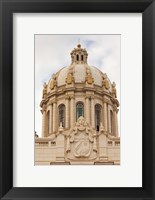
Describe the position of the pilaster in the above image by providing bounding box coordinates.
[113,108,119,137]
[53,101,57,133]
[49,104,53,133]
[65,96,69,129]
[91,96,95,129]
[85,96,90,124]
[70,95,75,127]
[103,102,108,132]
[42,106,46,137]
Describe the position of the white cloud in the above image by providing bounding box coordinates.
[35,35,120,136]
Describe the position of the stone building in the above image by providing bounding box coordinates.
[35,44,120,165]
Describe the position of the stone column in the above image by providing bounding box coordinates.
[65,97,69,129]
[108,105,111,133]
[42,106,46,137]
[53,101,57,133]
[114,109,119,137]
[91,97,95,129]
[103,102,108,132]
[70,96,75,127]
[49,104,53,133]
[85,96,90,124]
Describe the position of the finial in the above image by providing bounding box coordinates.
[77,44,81,48]
[77,38,81,48]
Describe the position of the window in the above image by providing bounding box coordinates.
[77,54,79,61]
[59,104,65,127]
[110,110,113,134]
[81,55,83,61]
[76,102,84,121]
[47,111,50,134]
[95,104,101,131]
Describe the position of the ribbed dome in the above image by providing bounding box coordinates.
[57,65,106,86]
[46,44,113,94]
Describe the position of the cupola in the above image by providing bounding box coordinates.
[70,44,88,64]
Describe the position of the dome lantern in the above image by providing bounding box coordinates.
[70,44,88,64]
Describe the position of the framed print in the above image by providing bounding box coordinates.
[34,34,121,166]
[14,14,142,188]
[0,0,155,199]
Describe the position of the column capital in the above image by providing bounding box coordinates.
[42,105,46,112]
[113,105,118,111]
[85,95,90,99]
[47,100,53,106]
[103,98,111,104]
[65,95,70,100]
[49,100,53,105]
[91,96,95,100]
[70,95,75,99]
[116,108,119,114]
[51,99,57,104]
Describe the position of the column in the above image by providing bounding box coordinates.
[49,104,53,133]
[70,96,75,127]
[42,107,46,137]
[108,105,111,133]
[114,109,119,137]
[65,97,69,129]
[53,101,57,132]
[85,96,90,124]
[91,97,95,129]
[103,102,108,132]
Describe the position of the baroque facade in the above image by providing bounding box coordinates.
[35,44,120,165]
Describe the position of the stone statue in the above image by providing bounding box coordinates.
[112,82,117,98]
[85,69,94,84]
[42,82,47,99]
[102,73,110,90]
[66,72,74,84]
[50,74,57,90]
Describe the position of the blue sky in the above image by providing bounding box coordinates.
[35,35,120,136]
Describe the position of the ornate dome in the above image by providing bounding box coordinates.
[36,43,120,166]
[46,44,114,95]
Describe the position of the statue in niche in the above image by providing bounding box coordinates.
[102,73,110,90]
[42,82,47,99]
[85,69,94,84]
[112,82,117,98]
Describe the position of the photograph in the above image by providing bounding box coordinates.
[34,35,121,165]
[1,0,154,199]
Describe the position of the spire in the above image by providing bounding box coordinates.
[70,44,88,64]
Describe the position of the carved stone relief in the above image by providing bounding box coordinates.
[66,117,97,160]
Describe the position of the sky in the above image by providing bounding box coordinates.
[35,35,120,137]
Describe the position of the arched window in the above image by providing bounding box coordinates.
[47,111,50,134]
[77,54,79,61]
[76,102,84,121]
[59,104,65,127]
[81,55,83,61]
[95,104,101,131]
[110,110,113,135]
